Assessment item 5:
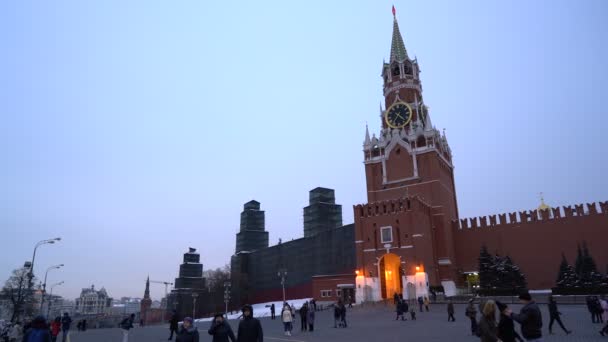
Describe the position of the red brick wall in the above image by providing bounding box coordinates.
[312,274,356,302]
[453,202,608,289]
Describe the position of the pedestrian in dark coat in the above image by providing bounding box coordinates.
[496,301,523,342]
[22,315,51,342]
[208,313,236,342]
[417,297,424,312]
[548,296,571,335]
[478,300,499,342]
[270,304,275,320]
[447,300,455,322]
[169,310,179,340]
[393,293,399,305]
[236,305,263,342]
[60,313,71,342]
[299,303,308,331]
[307,308,315,332]
[504,292,543,341]
[176,317,199,342]
[395,300,405,321]
[333,302,341,328]
[339,302,347,328]
[466,299,478,335]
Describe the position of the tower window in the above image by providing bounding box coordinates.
[404,62,413,75]
[392,65,400,77]
[381,226,393,243]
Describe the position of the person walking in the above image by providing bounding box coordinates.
[60,312,71,342]
[393,293,399,305]
[208,313,235,342]
[307,307,315,332]
[496,301,523,342]
[339,301,347,328]
[299,303,308,331]
[504,291,543,342]
[466,299,479,336]
[347,296,353,308]
[409,305,416,320]
[176,317,199,342]
[478,300,499,342]
[595,296,604,324]
[447,300,455,322]
[22,316,51,342]
[547,296,571,335]
[270,304,275,320]
[119,314,135,342]
[333,301,341,328]
[237,304,263,342]
[395,299,405,321]
[600,296,608,336]
[50,317,61,342]
[168,310,179,340]
[417,297,424,312]
[281,303,293,336]
[80,320,86,332]
[424,297,430,312]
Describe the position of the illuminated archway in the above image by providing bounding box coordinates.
[379,253,403,299]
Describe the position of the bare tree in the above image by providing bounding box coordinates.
[1,267,38,322]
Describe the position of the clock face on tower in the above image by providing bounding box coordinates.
[385,101,413,129]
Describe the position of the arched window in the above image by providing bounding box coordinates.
[417,135,426,147]
[403,62,413,75]
[392,64,400,77]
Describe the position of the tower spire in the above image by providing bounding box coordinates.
[144,275,150,299]
[389,6,409,63]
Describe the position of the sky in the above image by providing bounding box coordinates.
[1,0,607,301]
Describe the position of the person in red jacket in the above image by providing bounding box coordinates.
[50,317,61,342]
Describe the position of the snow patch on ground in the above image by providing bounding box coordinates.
[194,298,313,323]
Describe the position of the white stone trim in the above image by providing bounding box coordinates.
[400,245,414,249]
[355,240,364,244]
[438,259,452,265]
[363,248,377,252]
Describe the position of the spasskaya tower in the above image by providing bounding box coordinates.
[354,6,460,301]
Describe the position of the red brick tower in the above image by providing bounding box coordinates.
[140,276,152,323]
[354,7,459,302]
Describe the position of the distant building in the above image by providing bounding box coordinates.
[75,285,112,315]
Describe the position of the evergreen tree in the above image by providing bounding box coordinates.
[478,245,493,291]
[556,253,569,284]
[581,242,599,282]
[575,244,583,278]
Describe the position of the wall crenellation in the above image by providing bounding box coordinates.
[452,201,608,230]
[354,195,432,218]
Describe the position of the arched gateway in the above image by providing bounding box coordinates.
[379,253,403,299]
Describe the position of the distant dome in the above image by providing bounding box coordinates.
[538,195,551,211]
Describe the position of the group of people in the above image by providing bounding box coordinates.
[169,305,263,342]
[278,301,316,336]
[465,291,571,342]
[1,312,73,342]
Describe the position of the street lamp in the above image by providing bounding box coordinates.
[28,238,61,290]
[191,293,199,319]
[277,269,287,303]
[46,281,64,318]
[40,264,64,311]
[223,281,231,317]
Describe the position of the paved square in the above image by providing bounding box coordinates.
[69,303,604,341]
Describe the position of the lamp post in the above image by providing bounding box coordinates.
[277,269,287,303]
[223,281,231,317]
[46,281,64,318]
[28,238,61,290]
[40,264,64,311]
[191,293,199,319]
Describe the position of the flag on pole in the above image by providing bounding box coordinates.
[392,5,396,17]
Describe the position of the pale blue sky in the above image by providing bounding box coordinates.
[1,1,607,300]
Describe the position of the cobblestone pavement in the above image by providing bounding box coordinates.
[69,303,605,341]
